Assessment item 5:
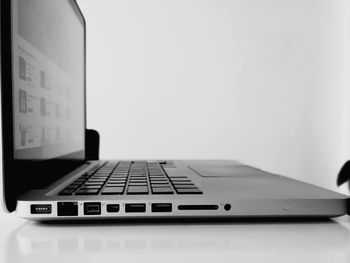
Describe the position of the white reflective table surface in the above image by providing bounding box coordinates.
[0,213,349,263]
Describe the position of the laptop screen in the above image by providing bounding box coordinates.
[11,0,85,160]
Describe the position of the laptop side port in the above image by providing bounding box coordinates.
[178,205,219,210]
[152,203,172,212]
[125,203,146,213]
[106,204,120,213]
[31,204,52,214]
[84,202,101,215]
[57,202,78,216]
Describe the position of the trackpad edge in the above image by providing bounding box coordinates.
[189,165,273,178]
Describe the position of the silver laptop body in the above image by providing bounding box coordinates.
[0,0,348,220]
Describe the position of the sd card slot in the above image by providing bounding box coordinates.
[178,205,219,210]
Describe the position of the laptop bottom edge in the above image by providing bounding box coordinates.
[15,197,347,221]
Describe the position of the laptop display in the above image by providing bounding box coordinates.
[11,0,85,160]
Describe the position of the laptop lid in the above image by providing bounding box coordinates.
[1,0,86,212]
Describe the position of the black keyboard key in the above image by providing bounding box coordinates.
[170,178,192,182]
[151,184,170,188]
[152,188,174,194]
[88,178,106,182]
[75,188,100,195]
[174,185,197,189]
[176,188,203,194]
[102,187,124,195]
[82,185,101,189]
[129,182,147,185]
[129,183,147,187]
[106,184,125,188]
[151,180,169,184]
[127,186,148,195]
[172,182,195,186]
[107,180,125,184]
[59,188,75,195]
[85,183,105,186]
[71,185,84,190]
[168,175,188,178]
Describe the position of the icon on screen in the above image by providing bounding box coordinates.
[19,124,27,146]
[19,89,27,113]
[19,56,26,81]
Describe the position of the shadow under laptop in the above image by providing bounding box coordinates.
[5,218,350,263]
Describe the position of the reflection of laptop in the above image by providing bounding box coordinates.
[0,0,349,220]
[6,221,349,262]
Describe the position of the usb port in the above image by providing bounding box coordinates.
[152,203,172,212]
[125,203,146,213]
[84,202,101,215]
[31,204,52,214]
[107,204,120,213]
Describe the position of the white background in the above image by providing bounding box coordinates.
[2,0,350,213]
[80,0,350,193]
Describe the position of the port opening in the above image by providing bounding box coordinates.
[178,205,219,211]
[31,204,52,214]
[84,202,101,215]
[57,202,78,216]
[152,203,172,213]
[125,203,146,213]
[107,204,120,213]
[224,204,231,211]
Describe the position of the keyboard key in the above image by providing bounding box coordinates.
[82,185,101,189]
[109,179,126,183]
[129,183,147,187]
[127,186,148,194]
[88,179,106,182]
[168,175,188,178]
[130,178,146,181]
[176,188,203,194]
[149,173,164,176]
[102,187,124,195]
[151,184,170,188]
[59,189,75,195]
[152,188,174,194]
[150,180,168,184]
[170,178,192,182]
[106,183,125,187]
[174,185,197,189]
[69,183,83,188]
[84,182,104,186]
[75,188,100,195]
[172,182,195,186]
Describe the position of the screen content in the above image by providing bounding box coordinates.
[11,0,85,160]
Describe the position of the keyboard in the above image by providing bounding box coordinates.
[59,161,203,196]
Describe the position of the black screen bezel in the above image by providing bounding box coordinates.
[1,0,87,212]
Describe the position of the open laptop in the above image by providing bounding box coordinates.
[0,0,349,220]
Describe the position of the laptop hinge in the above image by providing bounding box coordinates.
[85,129,100,160]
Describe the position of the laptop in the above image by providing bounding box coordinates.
[0,0,348,220]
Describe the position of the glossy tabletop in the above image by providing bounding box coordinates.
[0,212,349,263]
